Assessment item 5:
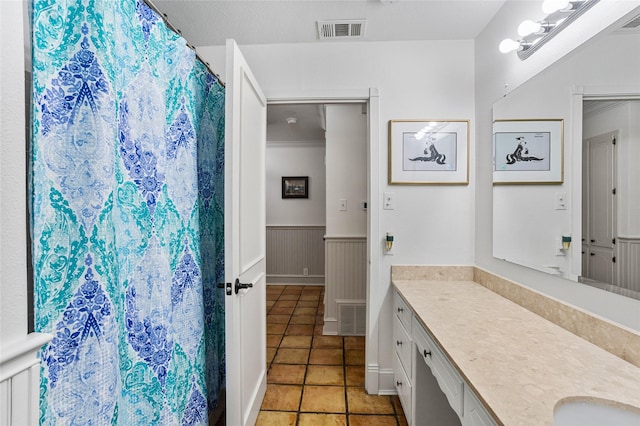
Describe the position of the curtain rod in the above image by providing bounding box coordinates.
[144,0,225,87]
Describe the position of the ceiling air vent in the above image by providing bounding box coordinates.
[317,20,366,40]
[622,14,640,29]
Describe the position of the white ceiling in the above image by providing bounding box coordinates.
[151,0,507,141]
[152,0,507,47]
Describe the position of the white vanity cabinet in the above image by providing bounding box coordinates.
[393,292,413,422]
[393,290,496,426]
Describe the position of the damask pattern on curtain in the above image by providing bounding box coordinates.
[31,0,225,423]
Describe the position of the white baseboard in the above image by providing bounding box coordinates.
[365,364,396,395]
[322,317,338,335]
[266,275,325,285]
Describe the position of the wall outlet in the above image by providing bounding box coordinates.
[339,199,347,211]
[303,267,309,276]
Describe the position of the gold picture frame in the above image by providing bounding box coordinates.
[493,119,564,185]
[388,119,469,185]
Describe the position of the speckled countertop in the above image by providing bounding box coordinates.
[392,278,640,426]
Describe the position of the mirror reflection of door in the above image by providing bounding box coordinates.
[582,130,616,285]
[582,99,640,296]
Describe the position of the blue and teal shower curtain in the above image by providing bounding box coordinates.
[31,0,225,423]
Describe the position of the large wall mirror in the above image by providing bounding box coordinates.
[492,19,640,300]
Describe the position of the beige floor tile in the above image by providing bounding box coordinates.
[266,334,282,348]
[255,411,297,426]
[314,325,325,335]
[300,386,346,413]
[313,335,344,349]
[289,315,316,325]
[345,349,365,366]
[274,348,309,364]
[348,415,398,426]
[266,323,287,334]
[283,286,303,294]
[305,365,344,385]
[309,348,343,365]
[346,366,365,387]
[299,294,320,301]
[286,324,315,335]
[391,395,403,413]
[267,314,291,324]
[297,300,319,308]
[298,413,347,426]
[398,414,409,426]
[268,364,306,384]
[266,300,276,310]
[274,300,297,308]
[346,388,395,414]
[344,336,365,350]
[269,306,295,315]
[260,384,302,411]
[279,293,301,301]
[267,285,286,291]
[266,347,276,365]
[266,293,280,301]
[280,335,312,348]
[293,307,317,316]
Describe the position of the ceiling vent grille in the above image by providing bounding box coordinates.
[317,20,366,40]
[622,14,640,29]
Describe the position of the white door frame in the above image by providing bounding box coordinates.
[266,89,381,394]
[571,85,640,281]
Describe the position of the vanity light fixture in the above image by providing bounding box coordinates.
[499,0,599,60]
[286,117,298,125]
[562,234,572,250]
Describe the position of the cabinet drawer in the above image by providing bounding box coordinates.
[393,316,412,373]
[393,351,412,424]
[413,317,464,418]
[394,291,412,332]
[463,386,496,426]
[413,317,435,369]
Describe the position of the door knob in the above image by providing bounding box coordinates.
[234,278,253,294]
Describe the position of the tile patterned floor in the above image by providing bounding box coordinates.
[257,285,408,426]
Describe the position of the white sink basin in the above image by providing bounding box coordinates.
[554,398,640,426]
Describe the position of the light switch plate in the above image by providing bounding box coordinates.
[555,192,567,210]
[383,192,395,210]
[339,199,347,211]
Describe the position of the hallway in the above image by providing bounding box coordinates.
[257,285,408,425]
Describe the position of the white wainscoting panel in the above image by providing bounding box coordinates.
[618,237,640,293]
[266,226,325,284]
[0,332,51,426]
[324,236,366,334]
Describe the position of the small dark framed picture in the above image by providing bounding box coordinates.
[282,176,308,199]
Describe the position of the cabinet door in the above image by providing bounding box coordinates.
[393,352,413,424]
[588,246,614,284]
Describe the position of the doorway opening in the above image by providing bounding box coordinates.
[581,98,640,300]
[265,102,369,335]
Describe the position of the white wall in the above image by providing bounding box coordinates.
[1,0,29,350]
[198,39,476,390]
[325,104,367,237]
[475,3,640,330]
[266,142,326,226]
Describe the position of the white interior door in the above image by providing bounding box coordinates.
[583,131,616,284]
[225,39,267,426]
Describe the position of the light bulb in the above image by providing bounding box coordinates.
[499,38,521,54]
[518,20,542,37]
[542,0,570,14]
